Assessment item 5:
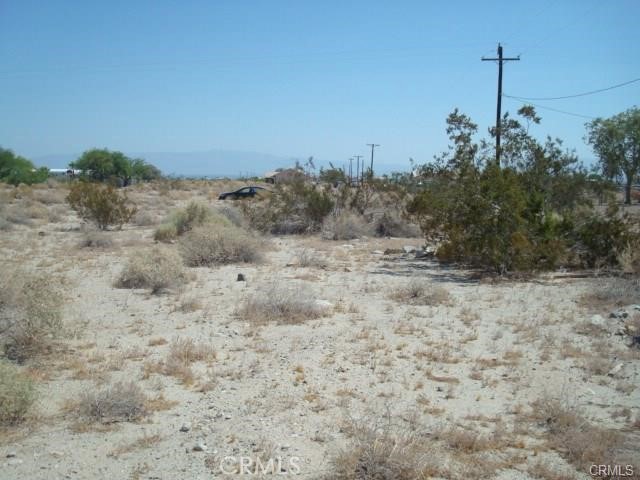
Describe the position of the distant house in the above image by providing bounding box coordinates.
[264,168,307,184]
[48,168,81,177]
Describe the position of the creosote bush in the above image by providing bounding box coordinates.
[179,224,262,266]
[116,246,189,293]
[66,181,137,230]
[0,269,64,362]
[0,360,36,426]
[321,212,371,240]
[407,107,635,273]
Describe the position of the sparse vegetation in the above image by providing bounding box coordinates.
[390,279,451,306]
[237,286,328,325]
[75,381,148,423]
[0,359,36,425]
[179,224,262,266]
[116,246,189,293]
[0,269,64,362]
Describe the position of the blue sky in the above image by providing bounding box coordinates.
[1,0,638,173]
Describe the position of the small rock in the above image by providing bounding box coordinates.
[193,442,207,452]
[6,452,16,458]
[403,245,417,253]
[314,299,334,310]
[607,363,624,377]
[49,451,64,458]
[590,314,606,327]
[371,250,384,255]
[179,424,190,432]
[610,310,629,319]
[237,273,246,282]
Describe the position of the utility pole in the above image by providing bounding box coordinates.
[354,155,363,186]
[366,143,380,179]
[348,158,353,185]
[482,43,519,166]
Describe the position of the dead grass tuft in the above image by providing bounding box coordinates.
[0,359,36,426]
[179,224,263,266]
[74,381,148,423]
[390,279,452,306]
[237,286,328,325]
[0,269,64,362]
[115,246,189,294]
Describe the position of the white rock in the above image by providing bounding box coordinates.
[193,442,207,452]
[607,363,624,377]
[590,314,606,327]
[403,245,417,253]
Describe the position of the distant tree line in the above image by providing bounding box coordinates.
[0,147,162,186]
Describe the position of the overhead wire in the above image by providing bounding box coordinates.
[504,77,640,101]
[503,95,596,120]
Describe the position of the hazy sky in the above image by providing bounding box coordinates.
[1,0,638,170]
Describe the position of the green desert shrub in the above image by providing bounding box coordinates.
[179,224,262,267]
[0,269,64,362]
[66,181,137,230]
[116,246,189,293]
[0,360,36,425]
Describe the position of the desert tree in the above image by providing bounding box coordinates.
[586,107,640,204]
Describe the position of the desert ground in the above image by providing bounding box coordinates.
[0,180,638,480]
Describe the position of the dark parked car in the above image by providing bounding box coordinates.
[218,186,269,200]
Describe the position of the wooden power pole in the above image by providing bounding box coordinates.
[482,43,519,166]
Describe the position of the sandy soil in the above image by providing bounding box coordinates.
[0,183,638,480]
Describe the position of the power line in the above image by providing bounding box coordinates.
[504,77,640,101]
[504,95,596,120]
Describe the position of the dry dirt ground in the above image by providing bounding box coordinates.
[0,181,639,480]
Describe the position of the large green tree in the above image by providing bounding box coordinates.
[0,147,48,186]
[586,107,640,204]
[70,149,161,185]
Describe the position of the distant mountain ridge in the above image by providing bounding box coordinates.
[32,149,410,178]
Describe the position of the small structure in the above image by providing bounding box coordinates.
[48,168,81,178]
[264,168,306,184]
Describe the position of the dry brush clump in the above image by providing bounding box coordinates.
[0,359,36,426]
[154,201,228,242]
[0,269,64,362]
[116,246,189,294]
[74,381,148,424]
[324,414,440,480]
[390,279,452,306]
[581,276,640,310]
[66,181,137,230]
[179,224,262,267]
[528,393,631,474]
[321,211,372,240]
[237,286,328,325]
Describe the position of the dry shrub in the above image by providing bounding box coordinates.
[154,201,226,242]
[390,279,451,306]
[237,286,327,325]
[322,212,371,240]
[0,359,36,426]
[373,211,421,238]
[133,210,156,227]
[162,338,216,385]
[216,204,245,227]
[66,182,136,230]
[295,248,328,268]
[324,415,439,480]
[116,246,188,293]
[581,277,640,309]
[75,381,148,423]
[0,269,64,362]
[78,229,114,248]
[179,224,262,267]
[618,243,640,275]
[32,188,66,205]
[0,216,11,231]
[528,394,626,473]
